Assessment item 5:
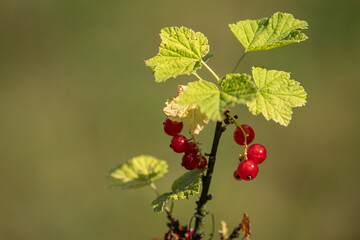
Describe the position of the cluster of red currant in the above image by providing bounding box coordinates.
[152,228,193,240]
[232,124,267,181]
[163,118,207,170]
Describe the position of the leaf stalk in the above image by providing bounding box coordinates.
[201,61,220,82]
[232,52,248,73]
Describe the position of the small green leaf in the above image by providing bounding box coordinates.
[145,26,210,82]
[177,80,224,121]
[178,75,257,121]
[107,155,168,189]
[151,169,203,213]
[202,53,214,63]
[151,192,173,213]
[221,74,257,104]
[171,168,203,198]
[229,12,308,52]
[248,66,307,126]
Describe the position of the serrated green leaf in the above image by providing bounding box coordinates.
[145,26,209,82]
[171,168,203,198]
[151,192,173,213]
[177,80,224,121]
[151,169,203,213]
[221,74,257,103]
[178,76,257,121]
[229,12,308,52]
[247,66,307,126]
[107,155,168,189]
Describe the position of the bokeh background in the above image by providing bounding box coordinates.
[1,0,359,239]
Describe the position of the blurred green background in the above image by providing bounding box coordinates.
[1,0,359,239]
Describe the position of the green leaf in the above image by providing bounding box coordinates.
[145,26,210,82]
[178,75,257,121]
[107,155,168,189]
[171,168,203,198]
[229,12,308,52]
[151,169,203,213]
[151,192,173,213]
[177,80,224,121]
[248,66,307,126]
[221,74,257,104]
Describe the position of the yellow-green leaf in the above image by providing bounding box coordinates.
[151,169,203,213]
[107,155,168,189]
[145,27,209,82]
[178,75,257,121]
[229,12,308,52]
[248,66,307,126]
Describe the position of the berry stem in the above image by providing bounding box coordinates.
[170,199,174,215]
[150,182,160,197]
[193,72,204,81]
[201,60,220,82]
[193,121,225,239]
[226,112,248,153]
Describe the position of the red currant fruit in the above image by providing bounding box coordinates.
[182,153,199,170]
[247,144,267,164]
[237,160,259,181]
[185,142,199,154]
[185,230,194,240]
[233,124,255,146]
[171,135,188,153]
[164,118,183,136]
[197,156,207,169]
[233,170,242,181]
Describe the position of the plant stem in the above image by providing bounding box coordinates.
[232,52,247,73]
[201,61,220,82]
[193,121,224,240]
[193,72,203,81]
[150,182,160,197]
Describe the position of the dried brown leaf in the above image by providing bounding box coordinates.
[219,220,229,239]
[164,85,209,134]
[240,212,251,239]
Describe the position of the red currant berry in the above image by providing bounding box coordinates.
[233,170,242,181]
[185,230,194,240]
[233,124,255,146]
[247,144,267,164]
[185,142,199,154]
[237,160,259,181]
[197,156,207,169]
[182,153,199,170]
[171,135,188,153]
[164,118,183,136]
